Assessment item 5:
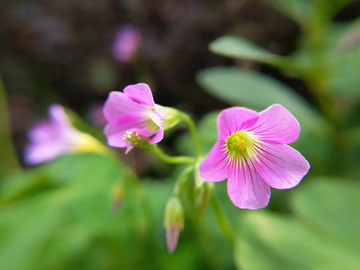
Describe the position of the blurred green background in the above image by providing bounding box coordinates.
[1,0,360,269]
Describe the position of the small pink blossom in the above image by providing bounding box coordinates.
[199,104,310,209]
[24,104,103,165]
[103,83,179,153]
[111,24,142,63]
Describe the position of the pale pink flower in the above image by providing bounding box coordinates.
[25,104,103,165]
[103,83,179,153]
[111,24,142,63]
[199,104,310,209]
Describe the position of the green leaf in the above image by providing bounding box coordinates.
[235,178,360,270]
[0,153,148,270]
[262,0,310,26]
[196,66,316,118]
[209,35,281,64]
[291,177,360,251]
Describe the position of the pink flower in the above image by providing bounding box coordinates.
[111,24,142,63]
[25,104,103,165]
[103,83,179,153]
[199,104,310,209]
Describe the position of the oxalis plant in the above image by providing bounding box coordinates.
[24,83,309,253]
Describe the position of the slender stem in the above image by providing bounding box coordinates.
[173,165,194,197]
[180,112,201,157]
[211,193,234,247]
[152,145,196,164]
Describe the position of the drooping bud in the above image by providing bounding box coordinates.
[194,181,214,222]
[164,196,184,253]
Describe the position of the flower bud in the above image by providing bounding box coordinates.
[194,182,214,222]
[164,196,184,253]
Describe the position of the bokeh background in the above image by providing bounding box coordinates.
[1,0,360,269]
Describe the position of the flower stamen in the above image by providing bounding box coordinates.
[226,131,254,158]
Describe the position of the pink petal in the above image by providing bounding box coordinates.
[251,143,310,189]
[148,111,164,143]
[227,159,271,209]
[199,141,229,182]
[103,123,128,148]
[149,128,163,144]
[103,91,149,124]
[48,104,71,126]
[166,223,180,254]
[217,107,259,139]
[27,121,56,142]
[112,113,150,126]
[249,104,300,144]
[24,141,69,165]
[123,83,155,107]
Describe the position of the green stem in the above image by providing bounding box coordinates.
[0,74,21,179]
[152,145,196,165]
[211,193,234,248]
[180,112,201,157]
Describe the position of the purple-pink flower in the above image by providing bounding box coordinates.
[111,24,142,63]
[25,104,103,165]
[103,83,174,153]
[199,104,310,209]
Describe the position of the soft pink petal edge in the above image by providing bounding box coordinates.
[123,83,155,107]
[217,107,259,140]
[103,91,148,124]
[252,142,310,189]
[249,104,300,144]
[48,104,71,127]
[148,111,164,143]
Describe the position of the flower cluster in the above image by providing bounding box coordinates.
[25,82,310,254]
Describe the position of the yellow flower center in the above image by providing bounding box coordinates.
[226,131,254,158]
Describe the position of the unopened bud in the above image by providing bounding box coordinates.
[164,196,184,253]
[194,182,214,222]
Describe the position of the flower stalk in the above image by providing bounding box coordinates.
[180,112,201,157]
[152,145,196,165]
[210,193,234,248]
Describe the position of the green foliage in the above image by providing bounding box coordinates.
[209,36,281,65]
[235,178,360,270]
[196,67,313,116]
